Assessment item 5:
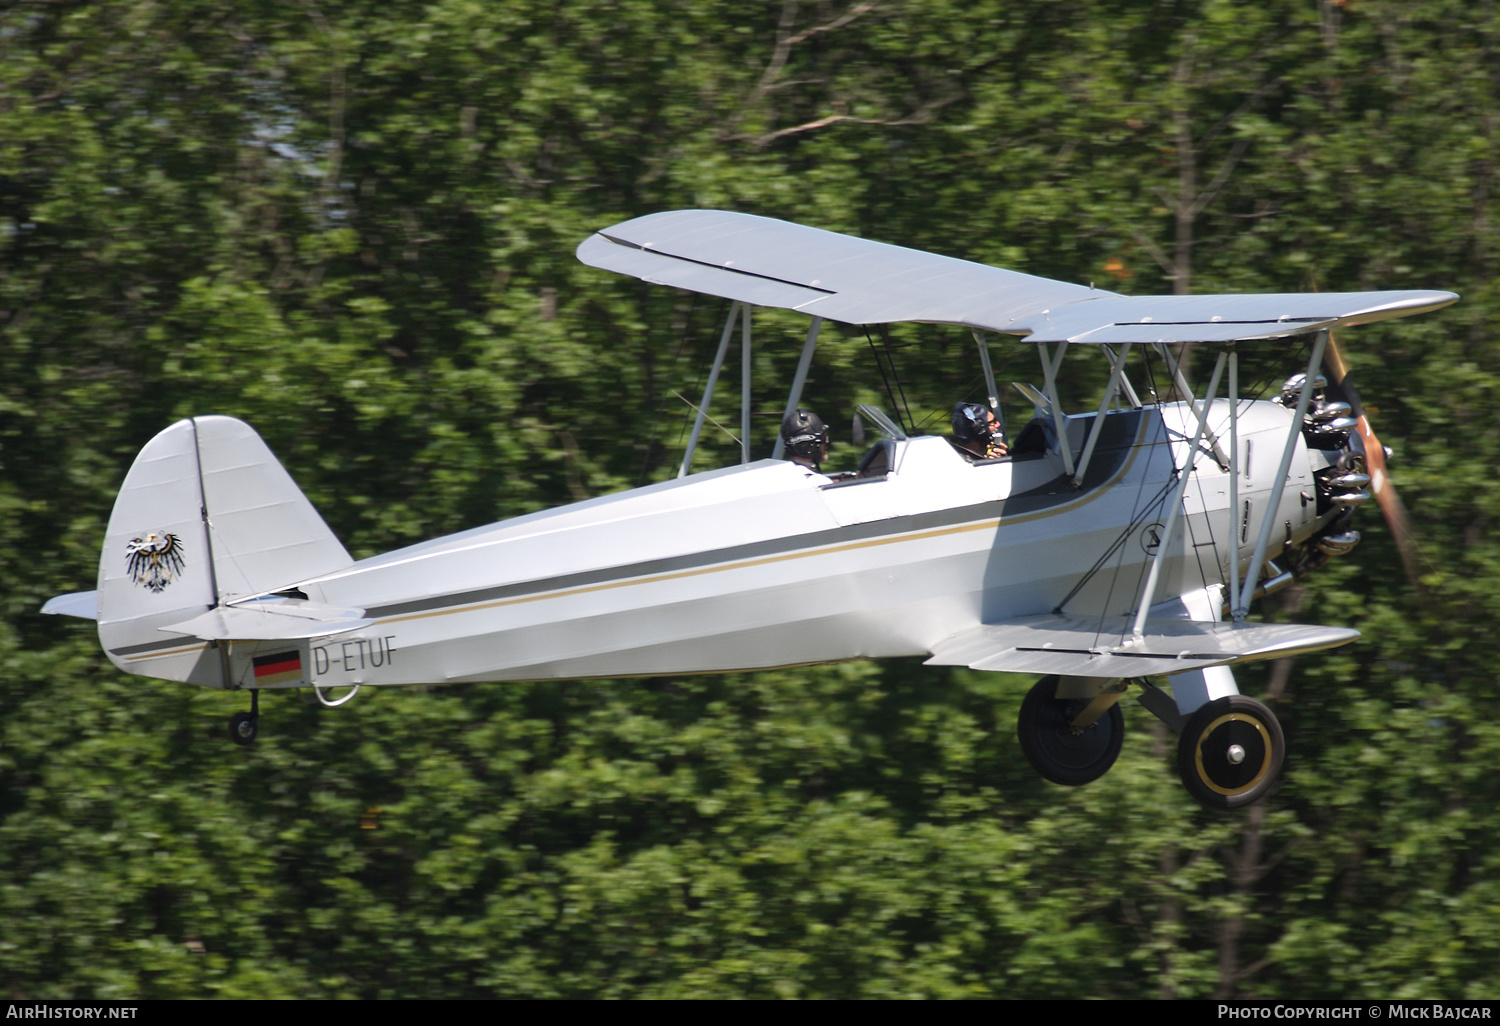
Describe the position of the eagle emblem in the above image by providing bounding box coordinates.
[125,532,186,593]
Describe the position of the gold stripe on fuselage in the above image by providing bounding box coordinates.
[377,420,1154,628]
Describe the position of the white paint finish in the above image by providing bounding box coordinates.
[194,416,353,600]
[96,420,221,685]
[81,397,1358,690]
[578,210,1456,340]
[1167,666,1241,717]
[292,409,1184,684]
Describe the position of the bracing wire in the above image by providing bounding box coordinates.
[864,327,914,433]
[882,325,916,433]
[646,293,708,486]
[1052,473,1176,616]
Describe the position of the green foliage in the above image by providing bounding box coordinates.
[3,0,1499,1000]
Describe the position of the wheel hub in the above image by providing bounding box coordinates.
[1017,677,1125,787]
[1176,696,1286,811]
[1195,714,1271,795]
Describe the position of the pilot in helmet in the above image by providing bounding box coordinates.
[951,402,1008,459]
[781,409,829,472]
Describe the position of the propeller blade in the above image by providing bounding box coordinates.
[1322,333,1426,590]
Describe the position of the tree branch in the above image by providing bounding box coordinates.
[743,2,880,118]
[748,92,959,147]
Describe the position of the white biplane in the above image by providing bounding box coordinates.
[43,210,1455,809]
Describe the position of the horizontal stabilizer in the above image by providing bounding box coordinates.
[41,590,99,620]
[925,615,1359,677]
[159,597,371,641]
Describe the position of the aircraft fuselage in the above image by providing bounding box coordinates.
[192,400,1317,691]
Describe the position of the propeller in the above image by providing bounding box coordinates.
[1321,333,1427,591]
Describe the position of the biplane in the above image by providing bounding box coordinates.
[43,210,1455,809]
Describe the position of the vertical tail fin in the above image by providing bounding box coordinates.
[95,417,352,686]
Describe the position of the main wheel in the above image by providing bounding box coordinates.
[1176,695,1284,811]
[1017,675,1125,786]
[229,711,259,746]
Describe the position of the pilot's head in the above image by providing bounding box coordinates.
[952,402,1001,457]
[781,409,828,470]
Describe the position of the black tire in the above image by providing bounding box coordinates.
[1176,695,1284,811]
[229,711,259,746]
[1017,675,1125,786]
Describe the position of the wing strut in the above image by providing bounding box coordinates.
[1038,342,1076,479]
[1236,331,1329,616]
[1227,348,1243,620]
[770,316,824,461]
[679,302,740,478]
[971,329,1004,435]
[1157,343,1229,470]
[740,304,752,465]
[1072,343,1134,487]
[1101,345,1143,408]
[1132,350,1228,640]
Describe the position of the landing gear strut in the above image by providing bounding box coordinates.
[1176,695,1284,810]
[229,689,259,746]
[1016,675,1125,786]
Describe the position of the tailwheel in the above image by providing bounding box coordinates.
[1176,695,1284,811]
[229,712,258,745]
[1017,675,1125,786]
[228,690,260,746]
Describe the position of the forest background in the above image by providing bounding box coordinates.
[3,0,1498,1000]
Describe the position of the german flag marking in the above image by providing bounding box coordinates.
[253,650,304,686]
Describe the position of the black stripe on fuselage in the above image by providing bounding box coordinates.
[111,636,211,657]
[363,412,1152,620]
[107,414,1157,657]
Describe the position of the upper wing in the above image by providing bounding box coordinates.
[577,210,1457,342]
[577,208,1095,333]
[923,613,1358,678]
